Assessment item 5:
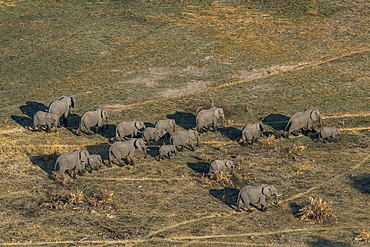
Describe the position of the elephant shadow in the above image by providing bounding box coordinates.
[306,237,352,247]
[209,187,239,210]
[166,111,196,130]
[262,113,290,131]
[187,161,210,175]
[220,126,242,141]
[349,173,370,194]
[12,102,49,127]
[29,153,59,179]
[145,146,160,159]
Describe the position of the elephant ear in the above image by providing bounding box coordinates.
[262,185,271,197]
[70,97,76,108]
[259,123,264,132]
[310,109,319,121]
[213,108,220,118]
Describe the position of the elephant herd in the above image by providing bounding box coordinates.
[32,96,341,213]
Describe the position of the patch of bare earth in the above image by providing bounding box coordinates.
[160,80,211,98]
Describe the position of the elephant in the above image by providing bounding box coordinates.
[236,184,280,212]
[33,111,59,133]
[196,106,225,133]
[54,149,89,178]
[319,127,341,143]
[285,109,322,138]
[273,130,287,139]
[157,144,177,160]
[142,127,168,145]
[155,119,176,133]
[209,159,234,174]
[241,123,264,145]
[87,154,103,171]
[48,96,76,127]
[170,129,200,151]
[115,121,146,141]
[77,109,109,136]
[108,138,147,166]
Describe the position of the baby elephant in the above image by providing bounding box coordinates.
[87,154,103,171]
[319,127,341,143]
[273,130,287,139]
[209,159,234,174]
[236,184,280,212]
[157,145,177,160]
[33,111,59,133]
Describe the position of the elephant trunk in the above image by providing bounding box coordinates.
[143,147,147,158]
[221,117,225,127]
[318,116,322,127]
[196,136,200,147]
[275,194,279,205]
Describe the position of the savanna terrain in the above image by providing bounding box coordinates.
[0,0,369,246]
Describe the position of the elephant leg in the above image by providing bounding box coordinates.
[95,126,99,134]
[62,116,67,126]
[168,152,171,159]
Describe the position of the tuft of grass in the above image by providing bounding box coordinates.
[298,197,337,224]
[355,229,370,240]
[69,189,85,205]
[199,154,213,163]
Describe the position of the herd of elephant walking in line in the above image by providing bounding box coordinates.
[32,96,341,212]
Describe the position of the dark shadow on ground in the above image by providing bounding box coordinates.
[187,161,210,175]
[349,173,370,194]
[145,145,160,159]
[167,112,196,130]
[262,113,290,131]
[209,187,239,210]
[220,126,242,141]
[289,202,303,218]
[306,237,352,247]
[29,153,59,179]
[20,101,48,118]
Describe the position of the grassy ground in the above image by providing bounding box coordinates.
[0,0,369,246]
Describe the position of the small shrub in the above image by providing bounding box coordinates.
[355,229,370,240]
[101,189,114,205]
[199,154,213,163]
[298,197,337,224]
[69,189,85,205]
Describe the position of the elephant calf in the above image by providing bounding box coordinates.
[158,145,177,160]
[33,111,59,133]
[54,149,89,178]
[236,184,280,212]
[209,159,234,174]
[319,127,341,143]
[241,123,264,145]
[87,154,103,171]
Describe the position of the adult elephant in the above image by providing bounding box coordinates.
[196,106,225,133]
[108,138,147,166]
[54,149,89,178]
[48,96,76,127]
[170,129,200,151]
[155,119,176,133]
[285,109,322,138]
[77,109,109,135]
[115,121,146,141]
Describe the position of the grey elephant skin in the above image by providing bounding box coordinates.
[48,96,76,127]
[142,127,167,145]
[285,109,322,138]
[155,119,176,133]
[54,149,89,178]
[196,106,225,133]
[109,138,147,166]
[273,130,287,139]
[241,123,264,145]
[87,154,103,171]
[209,159,234,174]
[158,145,177,160]
[115,121,146,141]
[170,129,200,151]
[237,184,279,212]
[33,111,59,133]
[319,127,341,142]
[77,109,109,136]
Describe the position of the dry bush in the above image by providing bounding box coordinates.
[101,189,115,204]
[224,119,234,128]
[69,189,85,205]
[201,171,233,187]
[291,162,312,175]
[355,229,370,240]
[299,197,337,224]
[199,154,213,163]
[259,134,277,148]
[290,143,306,155]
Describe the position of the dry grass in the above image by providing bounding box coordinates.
[199,154,213,163]
[298,197,337,224]
[355,229,370,240]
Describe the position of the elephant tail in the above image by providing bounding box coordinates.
[285,119,292,132]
